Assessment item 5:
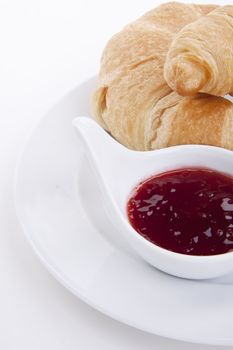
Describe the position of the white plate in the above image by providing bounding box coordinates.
[15,76,233,346]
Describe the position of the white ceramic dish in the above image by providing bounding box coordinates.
[15,76,233,346]
[73,116,233,280]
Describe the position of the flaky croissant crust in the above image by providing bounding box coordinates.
[164,5,233,97]
[92,2,233,151]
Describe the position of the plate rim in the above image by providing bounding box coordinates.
[13,77,233,347]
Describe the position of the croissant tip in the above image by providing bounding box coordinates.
[166,59,206,96]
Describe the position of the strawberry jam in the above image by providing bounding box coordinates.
[127,168,233,256]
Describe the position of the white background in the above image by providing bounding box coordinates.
[0,0,231,349]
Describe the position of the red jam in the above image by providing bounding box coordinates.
[127,168,233,256]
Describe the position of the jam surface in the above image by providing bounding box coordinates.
[127,168,233,256]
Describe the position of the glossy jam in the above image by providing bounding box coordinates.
[127,168,233,256]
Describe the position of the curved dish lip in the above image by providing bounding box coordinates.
[74,116,233,265]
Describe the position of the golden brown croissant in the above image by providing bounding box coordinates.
[92,2,233,151]
[164,5,233,96]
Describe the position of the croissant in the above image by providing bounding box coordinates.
[164,5,233,96]
[92,2,233,151]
